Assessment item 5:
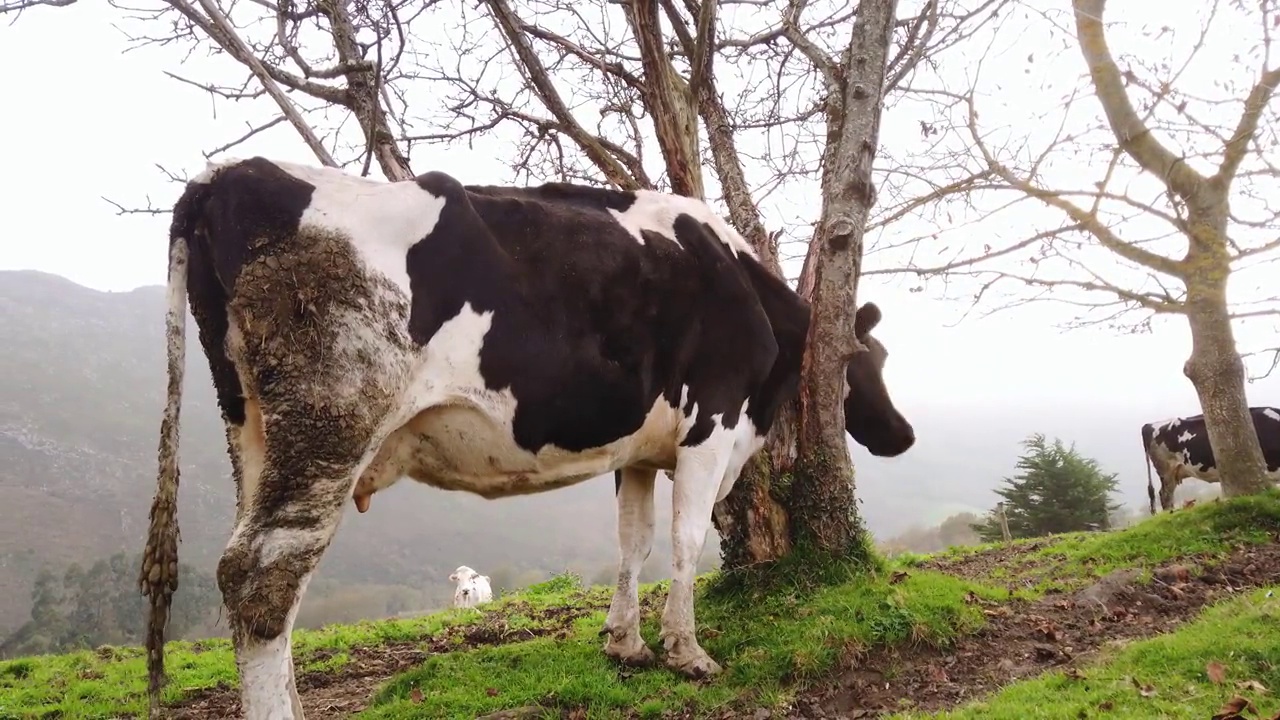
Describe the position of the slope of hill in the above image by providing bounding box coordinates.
[0,269,1216,642]
[2,492,1277,719]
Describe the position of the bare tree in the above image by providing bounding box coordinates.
[3,0,1007,709]
[4,0,1007,559]
[869,0,1280,501]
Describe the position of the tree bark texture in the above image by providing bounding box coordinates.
[320,0,413,181]
[712,401,797,567]
[629,0,704,198]
[1073,0,1271,498]
[1181,195,1270,497]
[792,0,898,554]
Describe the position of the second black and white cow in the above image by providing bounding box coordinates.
[1142,407,1280,513]
[140,157,916,720]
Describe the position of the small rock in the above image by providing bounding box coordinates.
[1033,643,1059,661]
[1153,565,1191,584]
[1138,592,1168,609]
[1074,568,1142,609]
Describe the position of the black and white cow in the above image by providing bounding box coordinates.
[140,157,916,720]
[1142,406,1280,514]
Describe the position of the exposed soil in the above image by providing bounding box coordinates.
[166,539,1280,720]
[169,601,600,720]
[784,538,1280,719]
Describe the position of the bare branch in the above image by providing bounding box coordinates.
[1071,0,1208,202]
[173,0,339,166]
[1216,66,1280,187]
[0,0,75,16]
[627,0,703,197]
[482,0,645,190]
[1243,346,1280,381]
[205,116,288,159]
[687,0,716,98]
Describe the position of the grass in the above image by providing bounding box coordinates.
[895,585,1280,720]
[363,570,1000,719]
[928,490,1280,597]
[0,607,488,719]
[0,491,1278,719]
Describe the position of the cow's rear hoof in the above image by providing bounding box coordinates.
[603,634,657,667]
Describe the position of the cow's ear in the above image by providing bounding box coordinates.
[448,572,459,582]
[855,302,882,337]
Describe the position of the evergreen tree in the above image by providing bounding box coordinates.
[973,434,1122,542]
[0,552,221,658]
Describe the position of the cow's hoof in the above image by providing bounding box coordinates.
[663,648,722,680]
[603,632,656,667]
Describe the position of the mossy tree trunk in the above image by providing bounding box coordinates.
[1182,195,1270,498]
[789,0,899,557]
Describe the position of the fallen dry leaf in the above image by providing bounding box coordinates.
[1130,677,1157,698]
[1097,700,1114,711]
[889,570,909,585]
[1211,695,1254,720]
[1236,679,1270,693]
[409,687,424,704]
[486,687,500,697]
[1036,621,1060,642]
[1063,667,1086,681]
[1208,661,1228,684]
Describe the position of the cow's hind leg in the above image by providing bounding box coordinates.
[218,401,384,720]
[660,430,735,679]
[602,466,658,666]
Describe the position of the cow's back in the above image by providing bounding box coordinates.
[437,181,783,452]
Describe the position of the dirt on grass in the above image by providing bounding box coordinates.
[784,537,1280,719]
[169,602,598,720]
[167,538,1280,720]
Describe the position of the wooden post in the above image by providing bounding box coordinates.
[996,502,1012,542]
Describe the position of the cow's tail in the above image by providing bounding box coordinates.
[1142,424,1157,516]
[140,206,192,717]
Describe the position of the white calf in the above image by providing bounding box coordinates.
[450,565,494,608]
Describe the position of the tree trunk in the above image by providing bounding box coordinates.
[699,98,795,568]
[791,0,898,556]
[1182,219,1270,497]
[711,405,796,567]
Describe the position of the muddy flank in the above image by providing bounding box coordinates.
[787,539,1280,718]
[170,601,598,720]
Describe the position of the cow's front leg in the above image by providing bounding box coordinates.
[660,435,733,679]
[602,466,658,667]
[217,406,382,720]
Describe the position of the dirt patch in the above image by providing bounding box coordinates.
[784,540,1280,719]
[169,601,599,720]
[916,538,1056,584]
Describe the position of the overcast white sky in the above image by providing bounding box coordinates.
[1,0,1277,420]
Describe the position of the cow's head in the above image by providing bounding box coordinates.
[844,303,915,457]
[449,565,478,584]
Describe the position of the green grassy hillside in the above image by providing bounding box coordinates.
[2,491,1279,720]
